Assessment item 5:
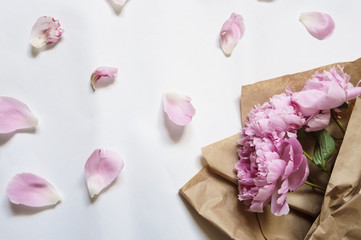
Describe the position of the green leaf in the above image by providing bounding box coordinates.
[313,129,335,169]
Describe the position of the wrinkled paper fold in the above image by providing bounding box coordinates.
[180,58,361,239]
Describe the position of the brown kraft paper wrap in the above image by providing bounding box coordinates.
[180,57,361,239]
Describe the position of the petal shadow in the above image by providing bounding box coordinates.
[9,201,59,216]
[106,0,129,16]
[29,39,63,58]
[0,127,36,147]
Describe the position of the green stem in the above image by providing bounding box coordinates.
[91,74,96,91]
[331,110,346,134]
[322,167,331,176]
[303,150,312,161]
[305,181,326,191]
[303,150,331,176]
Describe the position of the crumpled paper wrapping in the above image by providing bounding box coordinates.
[180,58,361,240]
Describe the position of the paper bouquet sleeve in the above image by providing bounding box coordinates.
[180,58,361,240]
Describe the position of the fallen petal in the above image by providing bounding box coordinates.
[6,173,61,207]
[0,97,38,134]
[30,16,64,48]
[112,0,128,7]
[219,13,245,56]
[299,12,335,40]
[85,149,124,198]
[91,66,118,91]
[163,88,196,126]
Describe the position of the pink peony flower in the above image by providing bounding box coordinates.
[236,136,309,216]
[236,93,308,216]
[291,66,361,117]
[244,93,303,137]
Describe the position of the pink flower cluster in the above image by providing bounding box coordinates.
[236,67,361,216]
[292,66,361,131]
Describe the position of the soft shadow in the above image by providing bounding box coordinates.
[199,156,208,168]
[237,95,243,126]
[9,201,58,216]
[179,193,232,240]
[106,0,129,16]
[258,0,275,2]
[0,133,15,146]
[0,127,36,146]
[163,111,185,142]
[29,40,62,58]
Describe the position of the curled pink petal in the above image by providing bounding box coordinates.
[6,173,61,207]
[163,88,196,126]
[305,110,330,132]
[30,16,64,48]
[346,86,361,101]
[85,149,124,198]
[219,13,245,56]
[291,66,361,116]
[91,66,118,91]
[300,12,335,40]
[0,97,38,134]
[112,0,128,7]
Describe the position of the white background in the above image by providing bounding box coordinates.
[1,0,361,239]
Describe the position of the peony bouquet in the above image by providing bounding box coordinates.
[180,58,361,239]
[236,66,361,216]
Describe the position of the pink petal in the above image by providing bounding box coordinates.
[288,152,309,191]
[112,0,128,6]
[0,97,38,134]
[305,110,330,132]
[91,66,118,91]
[299,12,335,40]
[291,89,326,116]
[163,88,196,126]
[6,173,61,207]
[271,181,290,216]
[346,86,361,101]
[84,149,124,198]
[266,159,286,183]
[30,16,64,48]
[219,13,245,56]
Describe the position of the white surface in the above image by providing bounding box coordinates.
[1,1,361,239]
